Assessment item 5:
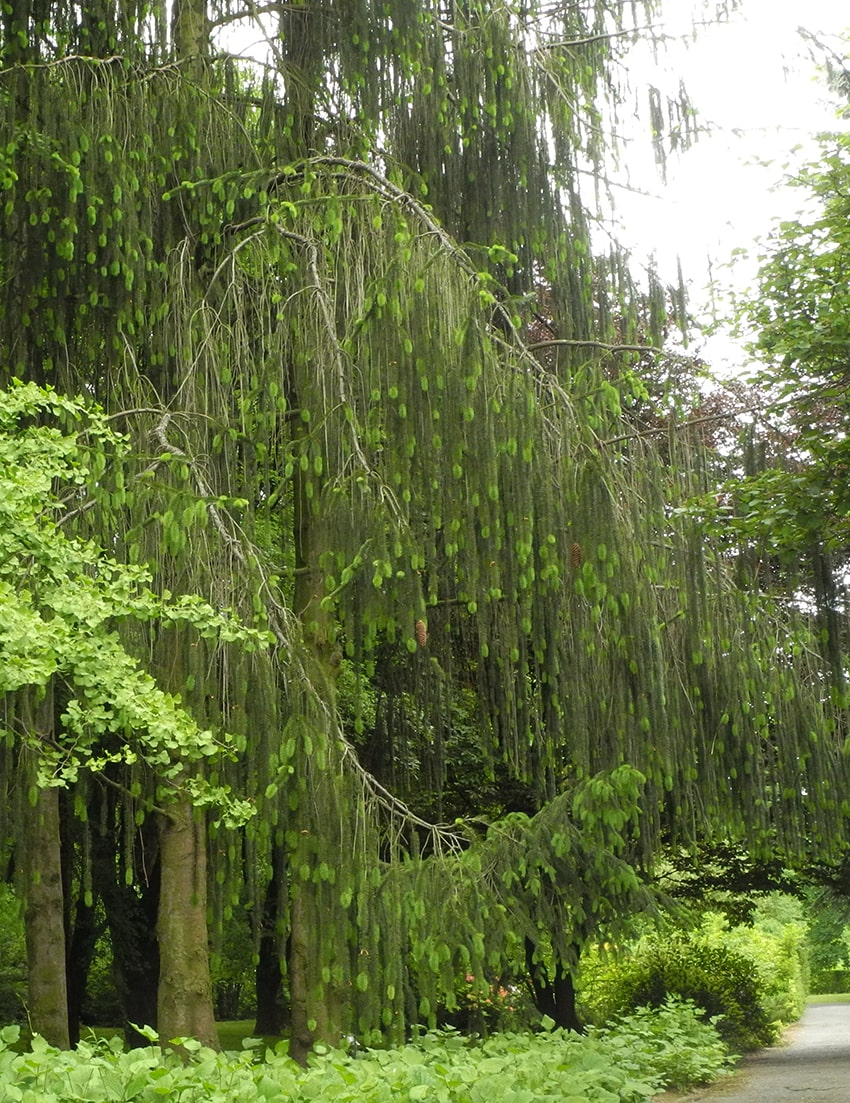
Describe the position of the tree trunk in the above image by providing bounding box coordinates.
[253,845,288,1036]
[24,785,70,1048]
[21,686,71,1049]
[288,878,346,1065]
[287,887,314,1067]
[171,0,209,62]
[91,796,161,1046]
[156,793,219,1049]
[524,937,583,1033]
[285,356,346,1059]
[66,888,99,1045]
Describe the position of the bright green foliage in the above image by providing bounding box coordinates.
[697,133,850,695]
[0,381,264,818]
[698,898,809,1025]
[750,134,850,428]
[0,1002,733,1102]
[579,932,776,1052]
[601,998,733,1091]
[806,889,850,994]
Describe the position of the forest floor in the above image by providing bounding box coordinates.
[652,997,850,1102]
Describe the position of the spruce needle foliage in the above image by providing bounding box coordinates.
[1,0,847,1049]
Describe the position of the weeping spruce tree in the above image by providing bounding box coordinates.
[1,0,849,1055]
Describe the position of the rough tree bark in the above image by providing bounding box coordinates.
[156,793,219,1049]
[286,391,344,1064]
[22,685,70,1048]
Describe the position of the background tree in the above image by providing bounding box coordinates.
[703,131,850,694]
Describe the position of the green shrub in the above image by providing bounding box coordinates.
[698,898,808,1023]
[806,890,850,992]
[580,933,776,1052]
[811,967,850,994]
[602,997,733,1089]
[438,972,536,1035]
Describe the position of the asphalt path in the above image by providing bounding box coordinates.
[656,1001,850,1103]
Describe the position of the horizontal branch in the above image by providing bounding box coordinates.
[0,53,125,75]
[209,3,288,30]
[534,24,662,49]
[526,337,661,355]
[603,411,749,446]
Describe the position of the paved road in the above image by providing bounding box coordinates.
[666,1002,850,1103]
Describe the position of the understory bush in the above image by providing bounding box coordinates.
[697,898,808,1024]
[810,968,850,995]
[79,933,124,1029]
[806,891,850,994]
[439,972,536,1034]
[0,999,733,1103]
[580,933,776,1052]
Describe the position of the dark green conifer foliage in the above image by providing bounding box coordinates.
[1,0,847,1049]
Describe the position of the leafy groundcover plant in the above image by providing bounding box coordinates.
[0,999,732,1102]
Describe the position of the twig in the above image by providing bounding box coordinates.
[603,412,747,446]
[339,736,468,855]
[152,411,247,566]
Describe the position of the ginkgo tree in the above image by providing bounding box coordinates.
[1,0,848,1058]
[0,381,265,1048]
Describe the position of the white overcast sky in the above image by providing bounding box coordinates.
[224,2,848,369]
[611,0,850,367]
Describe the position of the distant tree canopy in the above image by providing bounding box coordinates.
[701,131,850,694]
[1,0,849,1057]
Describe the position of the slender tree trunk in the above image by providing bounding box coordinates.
[66,889,99,1045]
[812,546,847,699]
[21,686,70,1049]
[171,0,209,62]
[156,793,219,1049]
[285,359,346,1059]
[253,844,288,1036]
[91,797,161,1046]
[24,784,70,1048]
[288,887,314,1067]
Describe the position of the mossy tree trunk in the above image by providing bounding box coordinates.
[287,415,346,1062]
[24,785,70,1048]
[21,687,70,1049]
[156,793,219,1049]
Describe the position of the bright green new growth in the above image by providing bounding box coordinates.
[0,381,264,823]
